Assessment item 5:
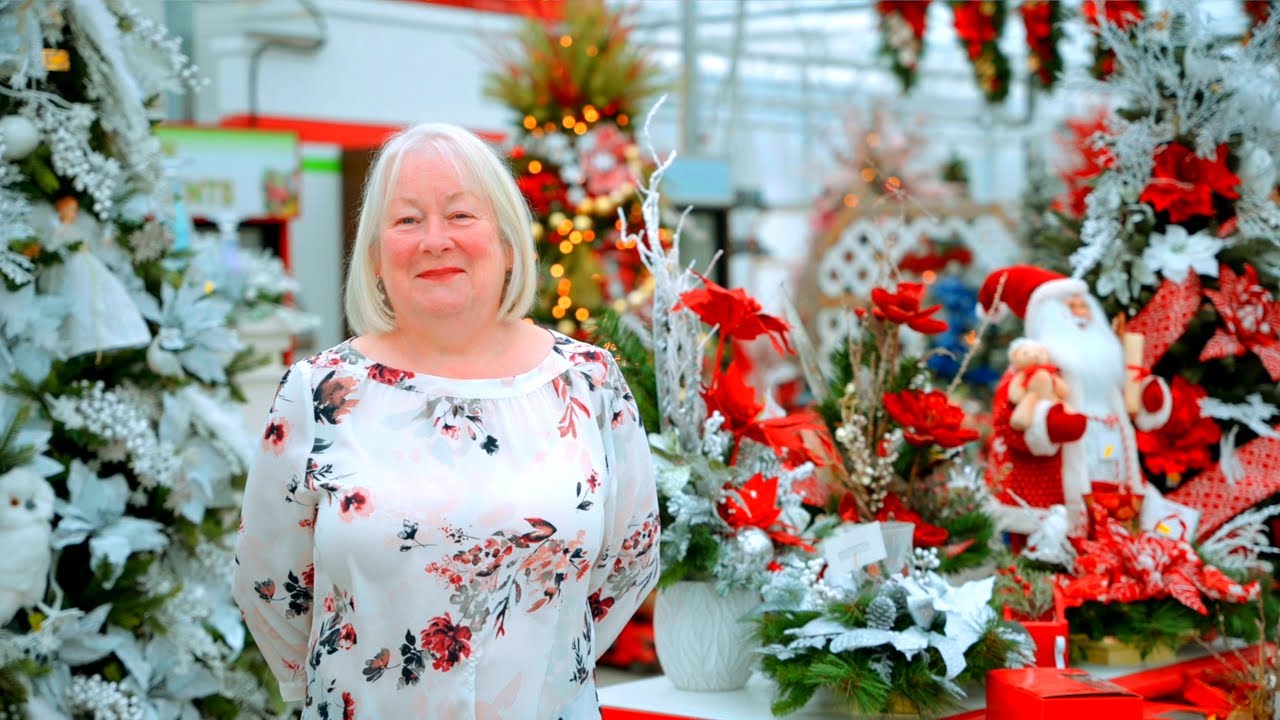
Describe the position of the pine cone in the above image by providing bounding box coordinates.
[884,584,909,616]
[866,594,898,631]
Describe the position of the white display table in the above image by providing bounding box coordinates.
[599,647,1215,720]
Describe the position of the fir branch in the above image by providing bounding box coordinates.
[587,307,659,433]
[937,509,997,575]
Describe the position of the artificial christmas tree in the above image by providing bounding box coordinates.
[1061,5,1280,536]
[484,0,662,337]
[0,2,296,716]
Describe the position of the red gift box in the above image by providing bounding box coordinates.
[1142,702,1218,719]
[1004,586,1069,668]
[987,668,1142,719]
[1083,481,1143,538]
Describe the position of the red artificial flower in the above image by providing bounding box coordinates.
[1200,264,1280,381]
[1136,376,1221,478]
[703,364,835,469]
[719,473,815,552]
[1054,111,1115,218]
[1081,0,1143,29]
[1020,1,1061,89]
[1245,1,1272,27]
[870,282,948,334]
[951,1,998,60]
[881,389,979,448]
[1140,142,1241,224]
[719,473,784,529]
[702,363,764,438]
[674,272,793,354]
[1057,520,1258,613]
[875,492,951,548]
[877,0,930,39]
[516,169,568,217]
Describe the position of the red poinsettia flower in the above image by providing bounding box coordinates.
[674,272,793,354]
[719,473,816,552]
[1245,0,1272,27]
[1200,264,1280,381]
[881,389,979,448]
[875,492,951,548]
[1136,376,1221,478]
[703,364,835,468]
[952,1,998,60]
[1055,111,1115,217]
[877,0,930,38]
[870,282,948,334]
[1140,142,1241,224]
[702,363,764,438]
[515,165,568,217]
[1081,0,1143,28]
[719,473,783,529]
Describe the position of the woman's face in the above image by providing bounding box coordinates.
[375,149,509,326]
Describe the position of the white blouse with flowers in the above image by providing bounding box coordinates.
[232,331,659,720]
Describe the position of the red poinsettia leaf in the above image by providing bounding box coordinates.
[1252,342,1280,382]
[1166,570,1210,615]
[702,363,764,438]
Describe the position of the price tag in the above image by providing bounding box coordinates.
[821,522,887,579]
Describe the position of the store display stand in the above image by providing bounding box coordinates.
[600,645,1255,720]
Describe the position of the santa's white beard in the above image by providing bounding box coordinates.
[1025,296,1125,415]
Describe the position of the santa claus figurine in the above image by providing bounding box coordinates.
[979,265,1173,536]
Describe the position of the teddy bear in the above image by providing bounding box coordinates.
[1007,338,1072,431]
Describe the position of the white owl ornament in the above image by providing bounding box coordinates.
[0,467,55,625]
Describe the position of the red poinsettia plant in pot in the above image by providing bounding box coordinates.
[811,279,997,575]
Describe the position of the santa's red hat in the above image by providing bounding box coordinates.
[977,265,1088,322]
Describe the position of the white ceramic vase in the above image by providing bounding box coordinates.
[653,581,759,691]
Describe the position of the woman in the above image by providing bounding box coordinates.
[232,123,659,720]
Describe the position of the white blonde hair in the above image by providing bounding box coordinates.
[344,123,538,335]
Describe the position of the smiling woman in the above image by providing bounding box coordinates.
[232,122,660,720]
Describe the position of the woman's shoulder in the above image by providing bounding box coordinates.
[546,329,618,373]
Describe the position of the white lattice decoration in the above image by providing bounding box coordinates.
[813,211,1020,362]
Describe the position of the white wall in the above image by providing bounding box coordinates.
[189,0,523,132]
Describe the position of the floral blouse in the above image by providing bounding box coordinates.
[232,331,659,720]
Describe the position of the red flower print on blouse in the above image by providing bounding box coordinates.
[324,595,337,613]
[338,487,374,522]
[338,623,358,650]
[313,370,361,425]
[342,692,356,720]
[368,362,414,387]
[421,613,473,672]
[262,418,289,453]
[301,563,315,587]
[588,590,615,622]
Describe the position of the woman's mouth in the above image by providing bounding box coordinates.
[418,268,463,279]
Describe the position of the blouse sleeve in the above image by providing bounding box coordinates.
[231,362,317,702]
[588,354,660,660]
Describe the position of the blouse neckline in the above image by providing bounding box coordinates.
[336,328,574,400]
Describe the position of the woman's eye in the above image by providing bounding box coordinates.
[450,212,474,221]
[395,216,418,225]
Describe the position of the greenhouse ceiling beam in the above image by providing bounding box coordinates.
[632,1,872,30]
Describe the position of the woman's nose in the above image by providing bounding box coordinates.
[416,216,453,253]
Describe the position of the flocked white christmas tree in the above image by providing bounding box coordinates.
[0,1,299,717]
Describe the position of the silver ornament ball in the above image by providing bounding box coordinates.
[734,526,774,571]
[0,115,40,160]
